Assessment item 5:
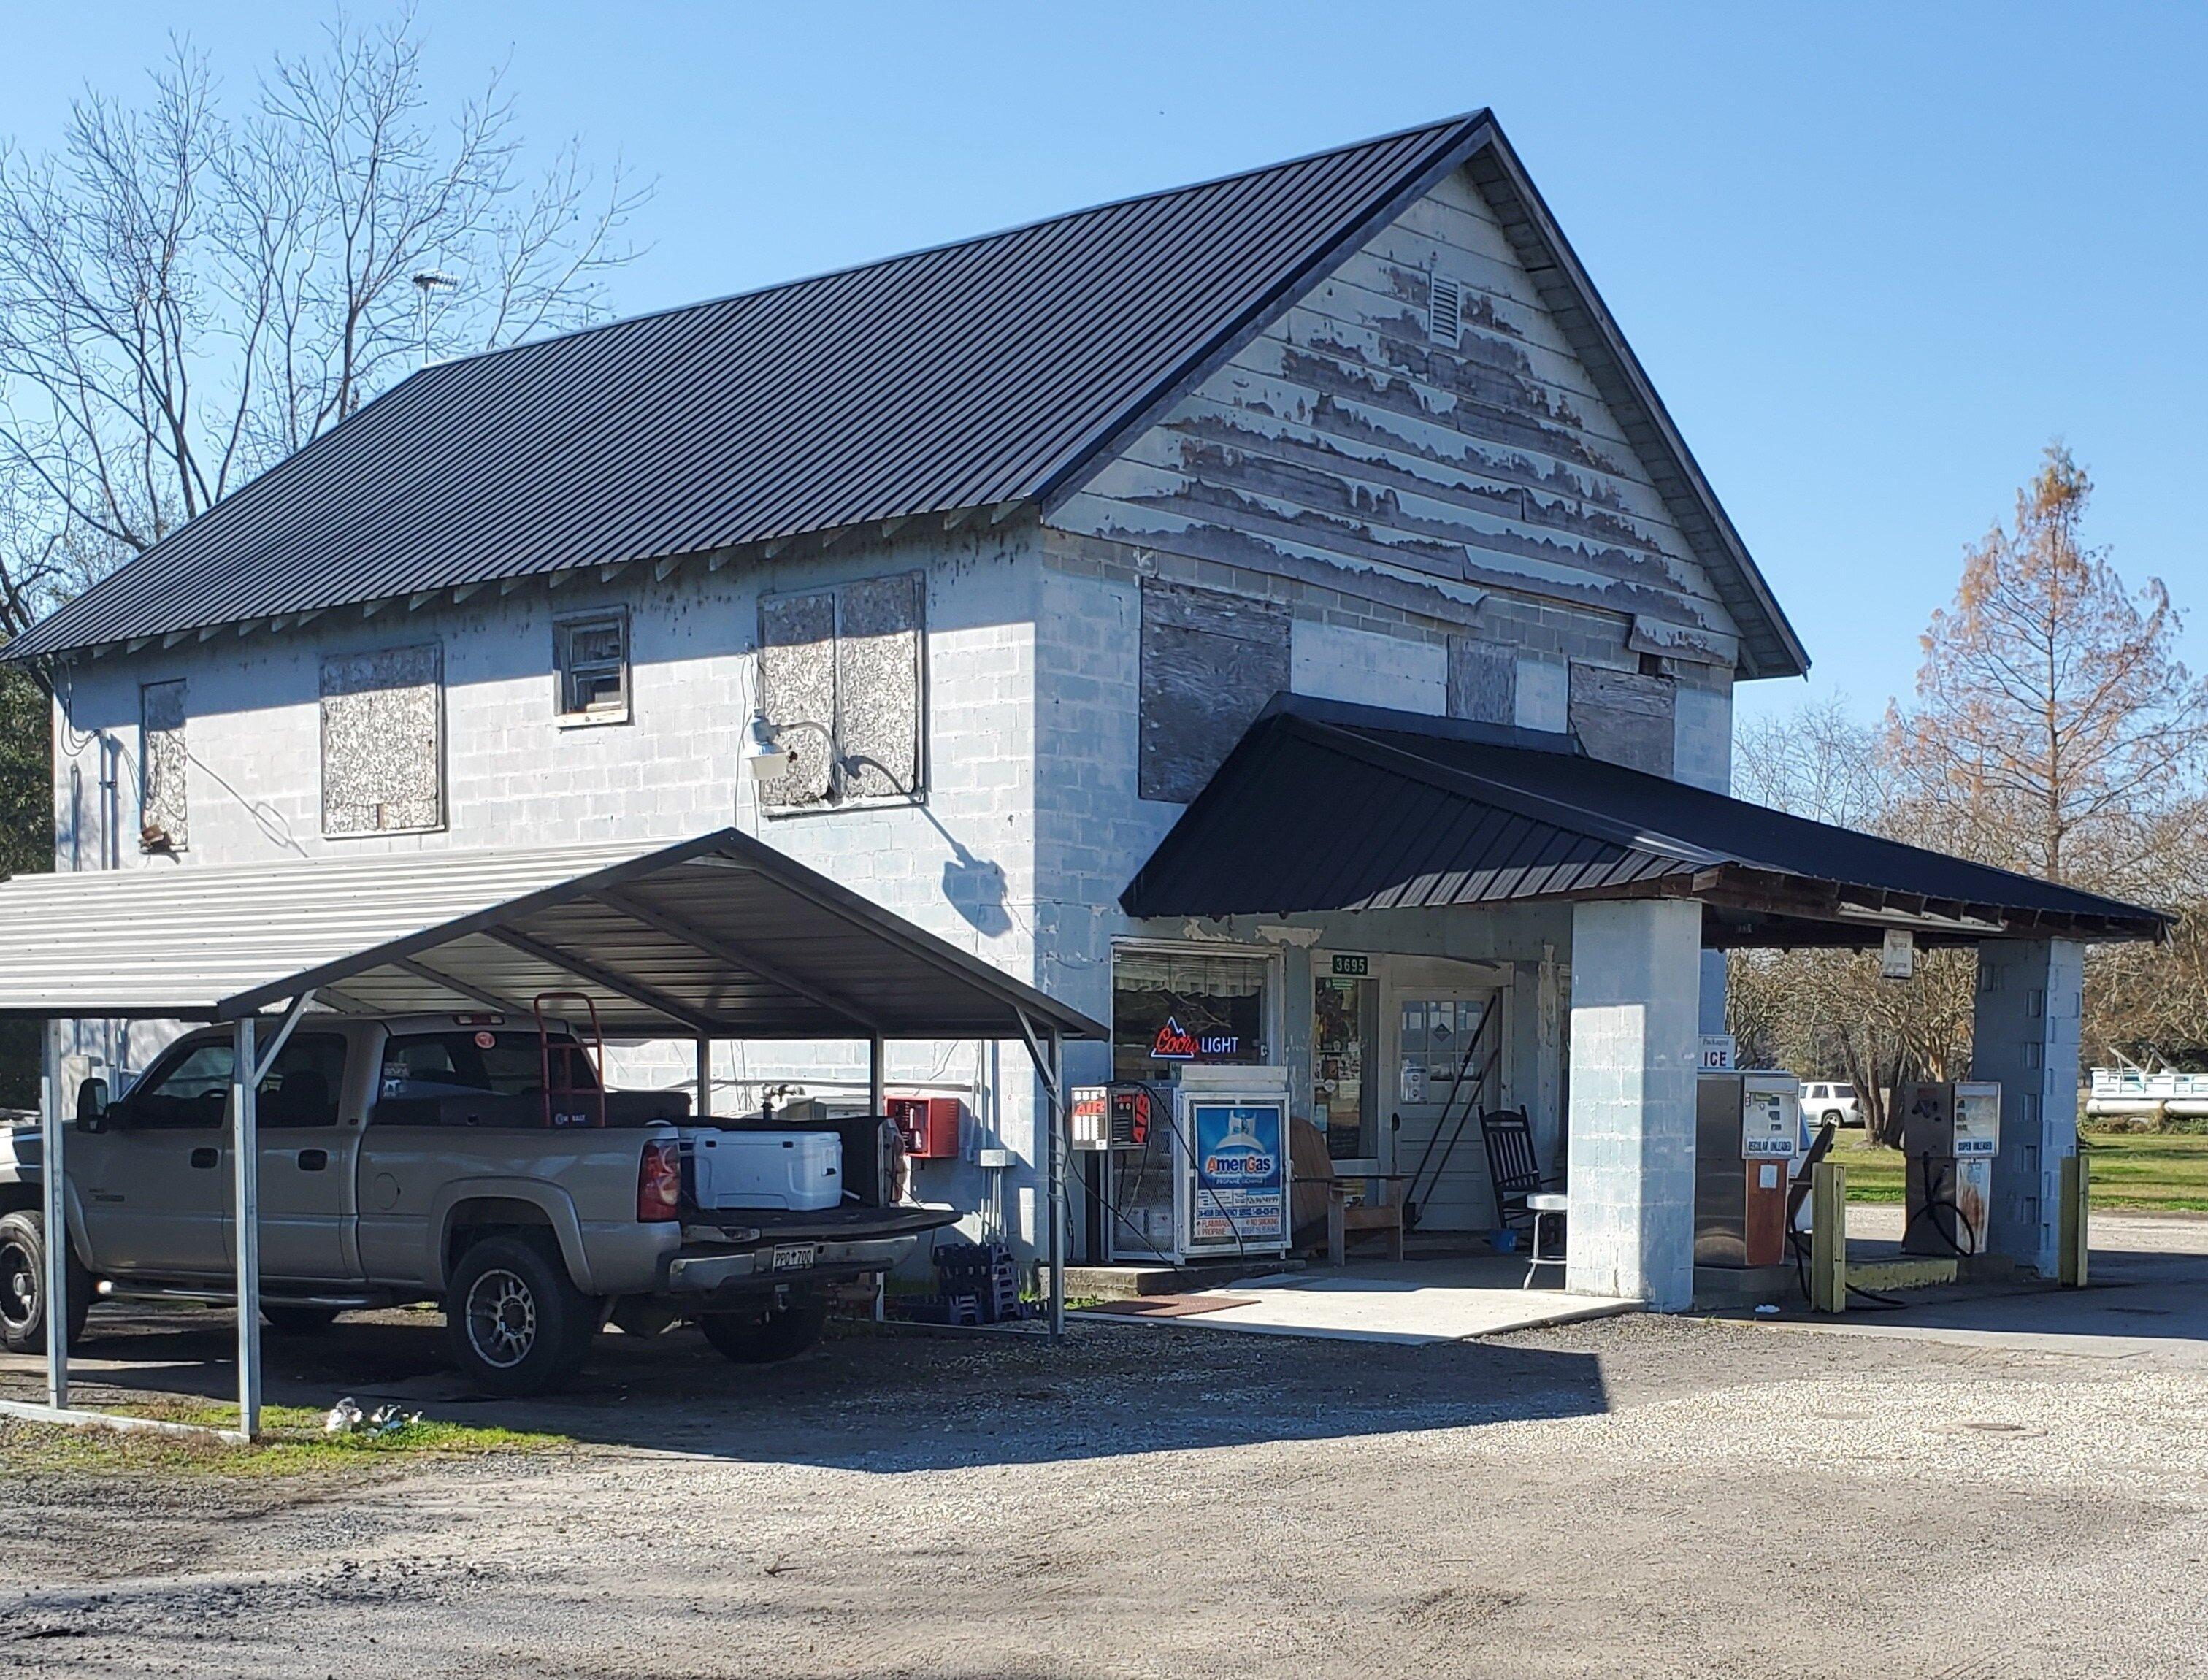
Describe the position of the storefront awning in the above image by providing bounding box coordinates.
[1122,698,2168,948]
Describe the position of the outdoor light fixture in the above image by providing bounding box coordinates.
[741,709,794,781]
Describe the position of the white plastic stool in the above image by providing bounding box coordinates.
[1522,1192,1569,1288]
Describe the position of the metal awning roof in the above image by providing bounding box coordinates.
[1122,698,2169,948]
[0,829,1104,1039]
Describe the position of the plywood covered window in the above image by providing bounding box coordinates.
[1139,580,1289,802]
[139,680,188,851]
[1568,661,1675,777]
[756,572,924,811]
[321,644,444,836]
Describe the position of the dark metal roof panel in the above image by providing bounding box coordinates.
[12,118,1479,659]
[1121,697,2169,940]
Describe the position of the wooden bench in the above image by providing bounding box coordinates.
[1289,1116,1406,1266]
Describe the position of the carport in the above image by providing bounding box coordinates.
[0,828,1105,1441]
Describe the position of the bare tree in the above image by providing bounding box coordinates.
[0,9,645,640]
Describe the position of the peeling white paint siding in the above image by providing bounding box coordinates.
[1290,621,1446,714]
[1052,164,1743,648]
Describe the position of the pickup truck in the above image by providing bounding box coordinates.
[0,1013,957,1395]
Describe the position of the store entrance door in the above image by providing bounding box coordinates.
[1389,989,1504,1233]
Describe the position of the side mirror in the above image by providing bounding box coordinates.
[74,1078,110,1132]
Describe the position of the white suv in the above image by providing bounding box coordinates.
[1802,1081,1861,1128]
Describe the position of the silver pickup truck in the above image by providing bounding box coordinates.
[0,1014,955,1395]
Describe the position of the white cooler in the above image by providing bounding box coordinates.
[682,1128,843,1211]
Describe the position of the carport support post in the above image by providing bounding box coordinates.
[1046,1030,1065,1343]
[39,1036,66,1412]
[232,1017,261,1441]
[868,1035,885,1116]
[695,1035,713,1121]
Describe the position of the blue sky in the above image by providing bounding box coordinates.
[6,2,2201,730]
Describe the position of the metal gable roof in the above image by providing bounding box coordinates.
[0,829,1105,1039]
[1121,697,2168,946]
[9,112,1806,678]
[7,117,1479,660]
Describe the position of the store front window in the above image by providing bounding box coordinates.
[1110,948,1270,1084]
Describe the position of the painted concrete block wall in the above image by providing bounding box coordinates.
[1974,938,2085,1278]
[47,522,1054,1257]
[1563,897,1702,1308]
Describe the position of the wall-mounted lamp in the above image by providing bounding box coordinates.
[742,709,840,783]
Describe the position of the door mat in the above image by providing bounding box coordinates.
[1078,1294,1256,1319]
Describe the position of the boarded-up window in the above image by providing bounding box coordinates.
[757,572,923,810]
[321,645,444,835]
[1140,581,1289,802]
[1446,637,1516,726]
[1568,661,1674,777]
[139,680,188,851]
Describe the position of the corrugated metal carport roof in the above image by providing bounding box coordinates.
[0,829,1104,1038]
[1122,697,2169,947]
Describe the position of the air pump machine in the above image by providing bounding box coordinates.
[1074,1065,1292,1265]
[1898,1081,2001,1256]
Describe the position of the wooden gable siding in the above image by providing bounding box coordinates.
[1049,167,1741,648]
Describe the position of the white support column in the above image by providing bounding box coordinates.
[1974,939,2085,1278]
[1563,899,1703,1310]
[232,1018,261,1441]
[39,1029,67,1414]
[867,1035,886,1116]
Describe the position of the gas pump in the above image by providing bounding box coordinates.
[1899,1081,2001,1256]
[1694,1070,1802,1267]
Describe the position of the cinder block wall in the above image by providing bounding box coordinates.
[48,521,1055,1257]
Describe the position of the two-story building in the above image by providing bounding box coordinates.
[9,112,2161,1307]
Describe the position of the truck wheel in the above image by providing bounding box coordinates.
[263,1305,342,1336]
[697,1300,830,1365]
[445,1235,594,1397]
[0,1211,90,1356]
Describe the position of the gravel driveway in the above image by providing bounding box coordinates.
[2,1219,2204,1678]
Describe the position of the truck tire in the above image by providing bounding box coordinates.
[444,1234,595,1397]
[0,1210,90,1356]
[697,1300,830,1365]
[263,1305,342,1336]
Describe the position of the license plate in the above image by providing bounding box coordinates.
[770,1244,816,1273]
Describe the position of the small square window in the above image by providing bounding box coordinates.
[556,614,629,723]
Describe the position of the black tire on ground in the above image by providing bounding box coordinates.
[0,1209,90,1356]
[443,1233,597,1397]
[696,1300,830,1365]
[262,1305,342,1335]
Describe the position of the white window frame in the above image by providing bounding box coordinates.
[553,609,632,728]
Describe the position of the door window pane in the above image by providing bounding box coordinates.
[258,1035,347,1129]
[1314,975,1376,1160]
[131,1043,235,1129]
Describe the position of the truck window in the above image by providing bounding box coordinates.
[130,1043,235,1129]
[124,1033,346,1129]
[379,1031,599,1099]
[258,1036,347,1129]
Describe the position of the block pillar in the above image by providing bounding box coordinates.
[1564,899,1703,1309]
[1974,938,2085,1278]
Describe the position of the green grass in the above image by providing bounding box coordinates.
[1832,1130,2208,1213]
[0,1399,569,1480]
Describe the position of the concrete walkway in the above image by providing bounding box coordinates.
[1074,1254,1639,1344]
